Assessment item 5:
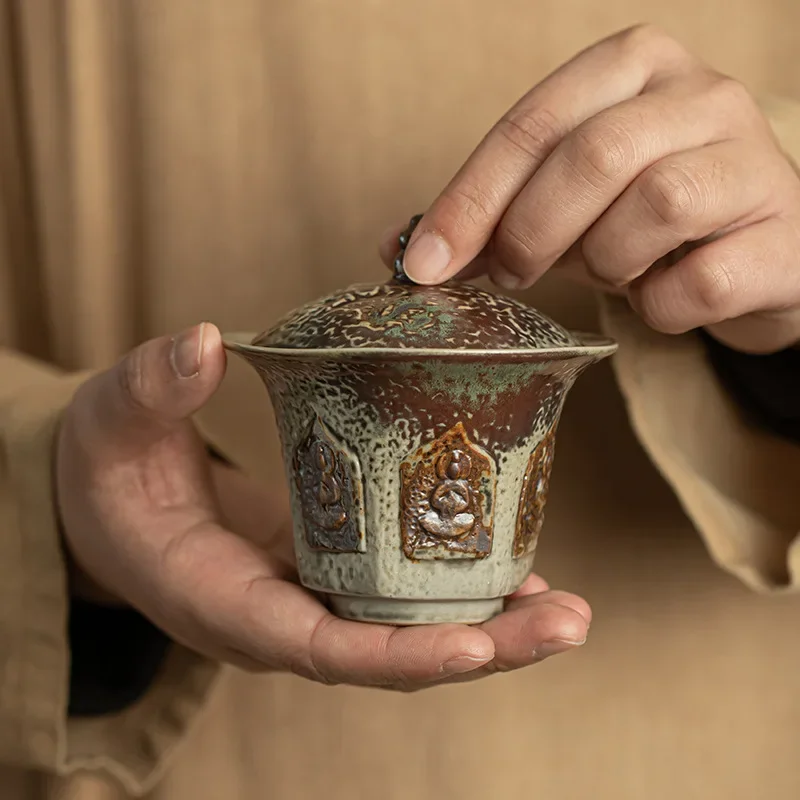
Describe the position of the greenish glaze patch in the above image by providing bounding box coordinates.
[392,360,553,406]
[375,297,459,342]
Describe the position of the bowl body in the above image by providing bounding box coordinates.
[225,336,615,624]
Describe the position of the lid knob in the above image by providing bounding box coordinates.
[392,213,424,284]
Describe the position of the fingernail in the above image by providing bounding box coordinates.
[170,323,205,379]
[441,654,491,675]
[532,637,586,663]
[403,231,453,284]
[492,264,524,290]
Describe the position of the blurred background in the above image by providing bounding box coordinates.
[3,1,800,798]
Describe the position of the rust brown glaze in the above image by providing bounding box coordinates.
[400,423,495,561]
[513,423,557,559]
[252,280,580,351]
[293,415,366,553]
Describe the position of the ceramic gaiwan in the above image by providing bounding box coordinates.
[224,215,617,625]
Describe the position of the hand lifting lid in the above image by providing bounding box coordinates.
[224,215,617,626]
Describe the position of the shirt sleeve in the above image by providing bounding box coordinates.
[0,347,219,797]
[67,600,173,719]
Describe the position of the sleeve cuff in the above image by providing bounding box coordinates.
[68,598,172,719]
[597,295,800,593]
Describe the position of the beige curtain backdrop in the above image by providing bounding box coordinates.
[3,1,800,799]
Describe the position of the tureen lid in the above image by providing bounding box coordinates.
[252,279,580,351]
[251,214,581,353]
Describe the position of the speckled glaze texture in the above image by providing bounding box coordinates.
[225,278,616,625]
[253,281,580,351]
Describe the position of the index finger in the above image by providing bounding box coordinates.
[401,24,691,285]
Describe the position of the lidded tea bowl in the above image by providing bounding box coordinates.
[224,225,616,625]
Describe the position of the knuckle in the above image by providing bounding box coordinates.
[495,107,562,163]
[305,616,342,686]
[118,345,157,416]
[706,75,756,112]
[686,258,737,318]
[704,75,762,129]
[617,23,683,61]
[635,257,738,334]
[440,180,497,233]
[494,216,540,283]
[374,628,419,691]
[567,122,635,184]
[629,284,681,334]
[638,163,705,227]
[637,311,677,335]
[619,22,661,49]
[580,237,624,287]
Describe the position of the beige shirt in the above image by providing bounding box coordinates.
[3,2,800,798]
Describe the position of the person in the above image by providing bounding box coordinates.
[2,9,800,800]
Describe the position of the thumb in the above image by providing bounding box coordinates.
[86,322,226,452]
